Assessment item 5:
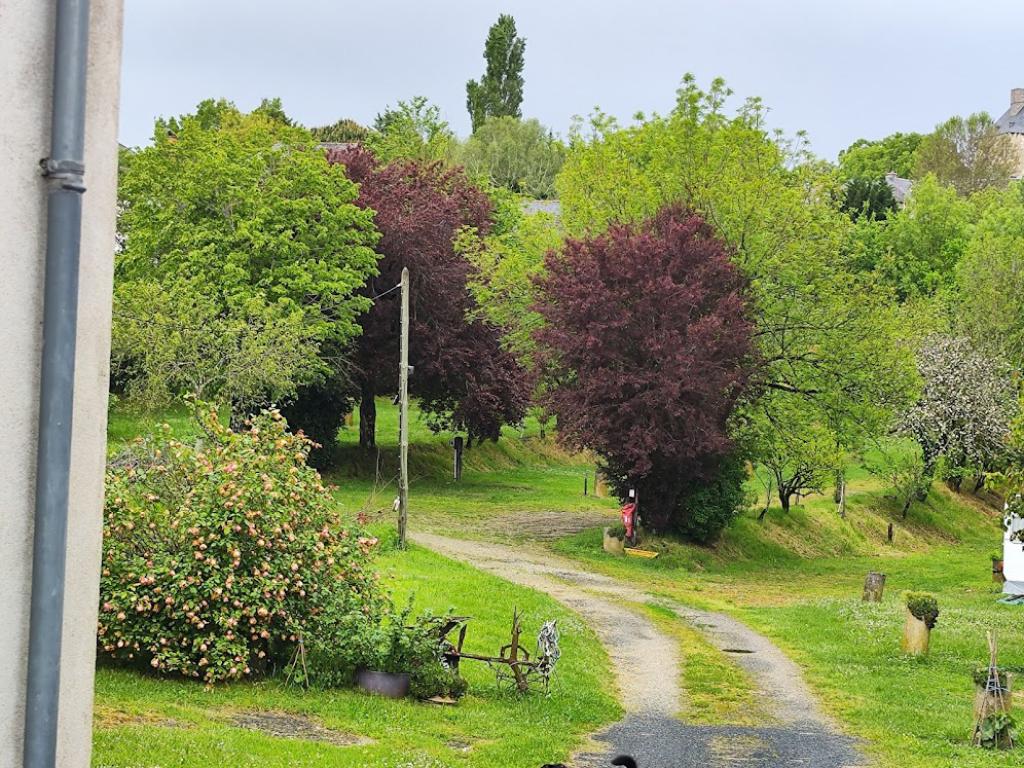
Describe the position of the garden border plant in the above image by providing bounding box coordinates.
[98,405,464,699]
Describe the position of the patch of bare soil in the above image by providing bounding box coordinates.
[93,705,185,730]
[230,711,372,747]
[485,510,617,541]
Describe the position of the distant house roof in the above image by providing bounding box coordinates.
[316,141,361,152]
[520,199,561,217]
[884,172,913,205]
[996,88,1024,135]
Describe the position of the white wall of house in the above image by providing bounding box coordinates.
[1005,511,1024,594]
[0,1,123,765]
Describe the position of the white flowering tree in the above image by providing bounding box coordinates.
[899,335,1018,491]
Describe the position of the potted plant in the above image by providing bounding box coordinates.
[972,668,1017,749]
[603,523,626,556]
[356,603,467,701]
[902,592,939,656]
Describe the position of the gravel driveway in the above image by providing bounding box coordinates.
[412,533,867,768]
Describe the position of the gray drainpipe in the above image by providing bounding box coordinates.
[24,2,91,768]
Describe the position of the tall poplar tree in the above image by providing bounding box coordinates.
[466,14,526,132]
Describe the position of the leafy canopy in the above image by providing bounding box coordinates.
[534,205,756,534]
[466,14,526,132]
[556,76,917,479]
[115,100,379,409]
[309,117,369,144]
[457,116,565,198]
[837,132,922,180]
[953,182,1024,367]
[913,112,1016,196]
[367,96,455,164]
[324,146,530,446]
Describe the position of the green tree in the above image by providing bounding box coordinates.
[367,96,454,163]
[466,14,526,132]
[840,176,896,221]
[310,117,369,143]
[115,101,379,410]
[914,113,1015,196]
[752,395,843,514]
[462,192,562,366]
[456,116,565,198]
[953,182,1024,366]
[874,174,972,299]
[252,97,293,126]
[555,75,917,483]
[837,132,922,180]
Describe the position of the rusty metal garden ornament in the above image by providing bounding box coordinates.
[439,609,560,694]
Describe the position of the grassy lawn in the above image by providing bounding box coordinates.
[104,402,1024,766]
[97,403,619,767]
[108,399,619,533]
[92,543,620,768]
[555,485,1024,768]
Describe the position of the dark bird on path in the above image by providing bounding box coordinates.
[539,757,636,768]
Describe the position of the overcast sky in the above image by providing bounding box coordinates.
[119,0,1024,161]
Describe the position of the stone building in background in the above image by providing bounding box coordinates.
[995,87,1024,178]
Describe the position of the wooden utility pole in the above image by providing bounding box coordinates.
[398,267,410,548]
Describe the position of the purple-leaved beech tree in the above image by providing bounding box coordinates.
[534,205,757,532]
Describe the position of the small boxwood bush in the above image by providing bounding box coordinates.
[904,591,940,629]
[99,407,386,684]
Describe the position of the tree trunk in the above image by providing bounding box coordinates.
[862,571,886,602]
[359,381,376,449]
[901,608,930,656]
[779,491,792,514]
[758,480,773,521]
[901,496,912,519]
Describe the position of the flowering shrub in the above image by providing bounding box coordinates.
[99,407,386,684]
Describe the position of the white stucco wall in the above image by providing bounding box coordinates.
[0,1,124,766]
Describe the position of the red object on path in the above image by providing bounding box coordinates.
[621,503,637,541]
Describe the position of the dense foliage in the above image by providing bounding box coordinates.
[457,116,565,198]
[99,409,385,684]
[114,102,379,410]
[837,132,923,180]
[556,76,916,509]
[953,183,1024,367]
[534,205,755,533]
[463,200,562,367]
[368,96,455,164]
[317,146,530,448]
[674,452,752,542]
[854,174,972,299]
[466,14,526,132]
[310,117,369,143]
[913,113,1015,196]
[840,176,896,221]
[904,591,940,629]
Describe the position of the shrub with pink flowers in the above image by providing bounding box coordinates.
[98,407,386,684]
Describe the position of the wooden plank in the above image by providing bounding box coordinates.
[625,547,658,559]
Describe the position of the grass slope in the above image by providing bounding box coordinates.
[556,484,1022,768]
[107,402,1023,766]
